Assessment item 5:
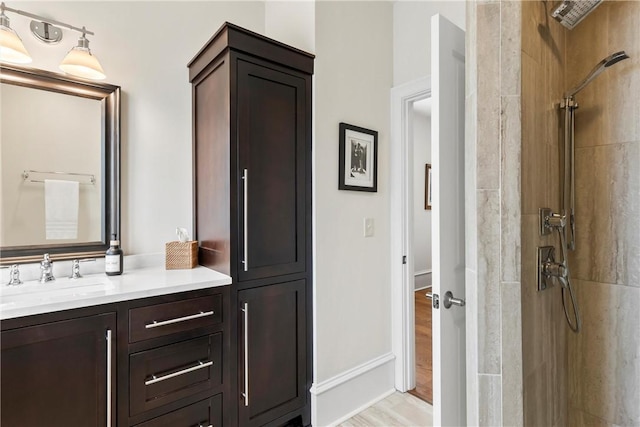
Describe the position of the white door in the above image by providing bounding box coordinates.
[431,14,466,426]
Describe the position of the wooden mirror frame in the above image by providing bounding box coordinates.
[0,64,120,264]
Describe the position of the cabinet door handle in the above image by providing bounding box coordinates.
[242,168,249,272]
[145,360,213,385]
[241,302,249,406]
[106,329,112,427]
[196,424,213,427]
[144,310,214,329]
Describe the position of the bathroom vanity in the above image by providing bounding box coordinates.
[0,267,232,427]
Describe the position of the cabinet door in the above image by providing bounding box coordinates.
[237,59,308,282]
[1,313,116,427]
[238,280,306,426]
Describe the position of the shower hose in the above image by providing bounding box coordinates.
[556,226,582,333]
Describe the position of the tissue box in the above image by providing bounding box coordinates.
[165,241,198,269]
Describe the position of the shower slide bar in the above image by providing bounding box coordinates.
[22,169,96,185]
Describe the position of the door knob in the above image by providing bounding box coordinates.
[443,290,465,309]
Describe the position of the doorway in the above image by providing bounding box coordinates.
[390,77,431,395]
[408,98,433,404]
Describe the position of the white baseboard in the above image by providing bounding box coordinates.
[414,270,432,290]
[310,353,396,426]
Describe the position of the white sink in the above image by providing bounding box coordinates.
[0,275,115,311]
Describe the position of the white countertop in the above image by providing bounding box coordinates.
[0,265,231,320]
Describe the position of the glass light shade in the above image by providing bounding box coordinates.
[59,46,105,80]
[0,25,32,64]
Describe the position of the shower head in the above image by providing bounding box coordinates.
[564,51,630,98]
[551,0,603,30]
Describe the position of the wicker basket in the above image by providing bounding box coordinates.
[165,241,198,269]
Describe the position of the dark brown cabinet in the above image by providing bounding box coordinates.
[189,23,313,427]
[1,286,230,427]
[238,280,306,427]
[1,313,116,427]
[236,59,307,282]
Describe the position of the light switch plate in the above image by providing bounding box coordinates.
[364,218,374,237]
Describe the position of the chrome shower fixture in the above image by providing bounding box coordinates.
[561,51,629,251]
[565,51,630,98]
[551,0,603,30]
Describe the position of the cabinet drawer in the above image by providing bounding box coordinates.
[134,394,222,427]
[129,294,222,343]
[130,333,222,416]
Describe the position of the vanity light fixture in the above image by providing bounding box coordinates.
[0,6,31,63]
[0,2,106,80]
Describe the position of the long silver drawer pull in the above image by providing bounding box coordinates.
[145,360,213,386]
[106,329,112,427]
[241,302,249,406]
[196,424,213,427]
[242,168,249,272]
[145,310,214,329]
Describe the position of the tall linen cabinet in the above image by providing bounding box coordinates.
[188,23,314,427]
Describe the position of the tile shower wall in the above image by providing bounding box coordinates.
[520,2,569,426]
[565,2,640,426]
[466,1,523,425]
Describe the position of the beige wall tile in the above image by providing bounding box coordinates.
[571,142,640,287]
[479,374,502,427]
[477,189,501,374]
[501,281,523,427]
[568,280,640,425]
[501,95,522,282]
[476,2,501,190]
[500,1,521,97]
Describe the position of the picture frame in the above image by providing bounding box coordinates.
[338,122,378,192]
[425,163,432,210]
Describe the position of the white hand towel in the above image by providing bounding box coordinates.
[45,179,79,240]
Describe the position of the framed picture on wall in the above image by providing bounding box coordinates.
[338,122,378,192]
[425,163,432,210]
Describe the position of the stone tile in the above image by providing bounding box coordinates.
[501,96,521,282]
[606,1,640,145]
[524,362,553,427]
[465,269,479,426]
[501,282,523,427]
[479,374,502,427]
[466,0,477,97]
[568,407,611,427]
[476,2,501,190]
[477,190,501,374]
[521,1,544,63]
[466,92,478,272]
[500,0,521,97]
[568,280,640,426]
[521,52,552,215]
[572,142,640,287]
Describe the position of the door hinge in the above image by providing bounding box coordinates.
[402,256,407,264]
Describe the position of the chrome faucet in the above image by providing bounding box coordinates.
[39,253,55,283]
[2,264,23,286]
[70,259,82,279]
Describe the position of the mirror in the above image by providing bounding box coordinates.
[0,64,120,264]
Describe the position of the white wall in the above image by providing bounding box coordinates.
[265,0,315,53]
[11,2,266,254]
[313,1,394,424]
[314,0,393,381]
[412,99,432,290]
[393,0,465,86]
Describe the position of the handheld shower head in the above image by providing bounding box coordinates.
[565,51,630,98]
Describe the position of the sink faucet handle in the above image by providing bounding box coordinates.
[69,258,96,279]
[1,264,23,286]
[39,253,55,283]
[70,259,83,279]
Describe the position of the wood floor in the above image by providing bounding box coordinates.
[337,391,433,427]
[409,288,433,404]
